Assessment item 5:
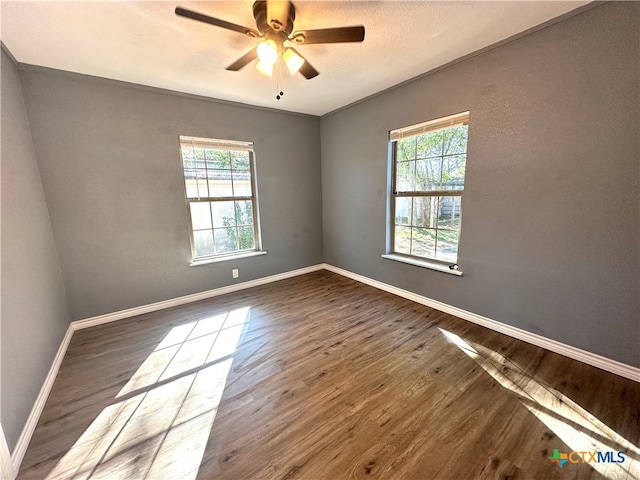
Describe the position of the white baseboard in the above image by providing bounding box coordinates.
[323,263,640,383]
[1,423,15,480]
[9,263,323,474]
[10,325,74,476]
[72,264,325,331]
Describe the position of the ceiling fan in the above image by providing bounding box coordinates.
[175,1,365,81]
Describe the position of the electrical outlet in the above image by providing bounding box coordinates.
[232,268,239,279]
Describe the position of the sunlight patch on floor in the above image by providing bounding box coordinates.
[118,307,249,397]
[45,307,250,480]
[438,328,639,480]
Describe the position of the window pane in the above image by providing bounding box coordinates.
[206,159,219,171]
[208,149,231,169]
[184,179,198,199]
[231,150,250,170]
[441,155,465,190]
[412,228,436,258]
[214,227,237,253]
[235,200,253,226]
[190,202,212,230]
[193,230,214,257]
[232,172,252,197]
[238,226,256,250]
[417,130,444,159]
[412,196,438,228]
[181,146,195,163]
[196,169,209,197]
[395,197,412,226]
[396,161,415,192]
[194,147,206,161]
[182,156,197,178]
[397,137,416,162]
[211,201,236,228]
[436,230,459,263]
[437,196,461,229]
[443,125,468,155]
[415,158,441,191]
[394,226,411,254]
[208,171,233,197]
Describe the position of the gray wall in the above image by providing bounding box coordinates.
[1,48,70,451]
[321,2,639,367]
[19,68,323,320]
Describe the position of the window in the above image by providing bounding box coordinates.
[179,136,262,263]
[388,112,469,268]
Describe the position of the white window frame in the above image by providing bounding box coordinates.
[383,112,469,276]
[179,135,265,265]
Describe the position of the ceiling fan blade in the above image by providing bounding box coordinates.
[266,0,294,32]
[289,48,319,79]
[225,48,258,71]
[290,26,365,45]
[175,6,260,37]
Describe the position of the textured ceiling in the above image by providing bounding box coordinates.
[1,1,589,116]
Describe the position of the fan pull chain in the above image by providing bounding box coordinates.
[276,60,284,100]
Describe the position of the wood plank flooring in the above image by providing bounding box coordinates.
[17,270,640,480]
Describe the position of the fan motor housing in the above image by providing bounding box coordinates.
[253,0,295,38]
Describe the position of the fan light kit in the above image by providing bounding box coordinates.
[176,0,365,100]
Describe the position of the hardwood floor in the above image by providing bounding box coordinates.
[17,270,640,480]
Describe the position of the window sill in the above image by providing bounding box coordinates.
[190,250,267,267]
[381,254,463,276]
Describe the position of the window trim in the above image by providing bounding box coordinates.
[190,250,267,267]
[389,111,469,141]
[179,136,264,263]
[381,253,463,276]
[387,111,469,268]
